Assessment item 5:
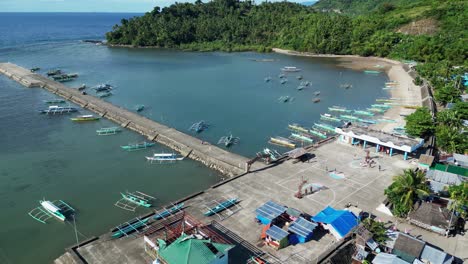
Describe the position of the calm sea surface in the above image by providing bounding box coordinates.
[0,13,389,263]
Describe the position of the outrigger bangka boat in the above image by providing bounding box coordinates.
[353,110,374,117]
[114,191,156,211]
[30,67,40,72]
[39,105,78,114]
[340,114,359,121]
[28,199,75,224]
[288,124,308,133]
[314,123,336,132]
[204,198,238,216]
[269,137,296,148]
[145,153,184,163]
[328,106,351,113]
[111,217,150,238]
[96,127,121,135]
[264,76,272,82]
[256,148,282,163]
[364,70,381,74]
[278,96,290,102]
[97,91,112,98]
[281,66,301,72]
[121,141,155,151]
[44,99,66,104]
[135,105,145,112]
[153,203,184,220]
[94,83,113,92]
[309,128,327,139]
[47,69,62,76]
[290,133,314,143]
[218,134,240,147]
[371,104,392,109]
[320,113,341,122]
[189,120,209,133]
[70,114,100,121]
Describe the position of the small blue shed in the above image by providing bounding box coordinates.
[265,225,289,249]
[255,200,286,225]
[288,217,317,244]
[312,206,358,240]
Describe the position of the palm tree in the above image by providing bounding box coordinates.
[448,183,468,217]
[385,169,430,216]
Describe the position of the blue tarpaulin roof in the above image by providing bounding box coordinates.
[266,225,289,241]
[288,217,317,237]
[255,200,286,221]
[312,206,358,237]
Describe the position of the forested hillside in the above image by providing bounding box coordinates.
[312,0,416,14]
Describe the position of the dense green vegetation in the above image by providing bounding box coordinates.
[362,218,388,243]
[448,183,468,217]
[404,107,434,138]
[107,0,467,152]
[384,169,429,217]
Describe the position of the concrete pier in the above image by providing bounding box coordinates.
[0,62,253,176]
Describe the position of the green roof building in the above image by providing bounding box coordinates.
[157,233,234,264]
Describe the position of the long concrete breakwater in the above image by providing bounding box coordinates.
[0,62,254,176]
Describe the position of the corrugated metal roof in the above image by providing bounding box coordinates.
[288,217,317,237]
[420,245,454,264]
[159,233,234,264]
[372,253,409,264]
[311,206,358,237]
[426,170,463,185]
[266,225,289,241]
[255,200,286,221]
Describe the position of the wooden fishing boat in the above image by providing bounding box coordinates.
[121,141,155,151]
[314,123,336,132]
[300,81,311,87]
[367,108,385,113]
[256,148,282,163]
[30,67,40,72]
[70,114,100,121]
[269,137,296,148]
[153,203,184,220]
[111,217,150,238]
[308,129,327,139]
[353,110,374,117]
[328,106,351,113]
[313,98,321,103]
[204,198,238,216]
[290,133,314,143]
[77,84,86,91]
[281,66,301,72]
[44,99,66,104]
[135,105,145,112]
[340,83,352,89]
[28,199,74,224]
[119,191,154,208]
[371,104,391,109]
[358,118,377,124]
[297,75,303,80]
[94,83,113,92]
[297,85,305,91]
[278,73,285,78]
[145,153,184,163]
[264,76,272,82]
[96,127,121,135]
[280,79,287,84]
[278,96,290,102]
[288,124,308,133]
[320,113,341,122]
[39,105,78,114]
[314,91,320,96]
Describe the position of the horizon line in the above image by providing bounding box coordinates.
[0,11,146,13]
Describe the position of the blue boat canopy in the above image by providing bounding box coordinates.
[312,206,358,237]
[266,225,289,241]
[255,200,286,221]
[288,217,317,237]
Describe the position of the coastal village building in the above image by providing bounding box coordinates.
[255,200,287,225]
[311,206,358,240]
[386,232,425,263]
[407,201,455,235]
[425,169,465,194]
[287,217,317,244]
[334,126,424,160]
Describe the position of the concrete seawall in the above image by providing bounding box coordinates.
[0,62,253,176]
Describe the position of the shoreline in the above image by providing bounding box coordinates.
[272,48,423,133]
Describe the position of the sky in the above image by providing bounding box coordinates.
[0,0,165,13]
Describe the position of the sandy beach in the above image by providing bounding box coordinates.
[272,48,423,133]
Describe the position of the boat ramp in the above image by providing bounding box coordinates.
[0,62,253,176]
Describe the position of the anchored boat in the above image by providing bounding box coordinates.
[256,148,282,163]
[290,133,314,143]
[96,127,121,135]
[328,106,351,113]
[39,105,78,114]
[114,191,156,212]
[320,113,341,122]
[364,70,381,74]
[204,198,238,216]
[28,199,75,224]
[281,66,301,72]
[30,67,40,72]
[278,96,290,102]
[70,114,100,121]
[189,120,208,133]
[353,110,374,117]
[309,128,327,139]
[94,83,113,92]
[367,108,385,113]
[371,104,392,109]
[314,123,336,132]
[43,99,66,104]
[47,69,62,76]
[134,105,145,112]
[111,217,150,238]
[218,134,240,147]
[97,91,112,98]
[146,153,184,163]
[288,124,309,133]
[121,141,155,151]
[269,137,296,148]
[340,114,359,121]
[264,76,272,82]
